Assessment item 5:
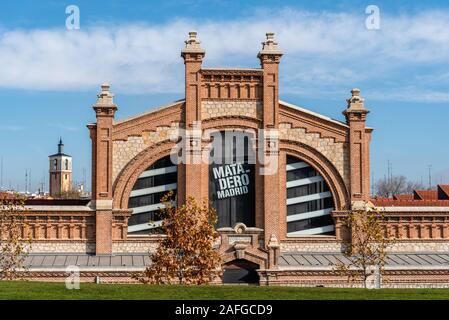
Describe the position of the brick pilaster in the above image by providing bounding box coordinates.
[258,33,283,246]
[89,83,117,255]
[180,32,205,203]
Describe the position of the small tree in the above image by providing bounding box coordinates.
[55,190,83,199]
[334,207,394,288]
[137,192,221,285]
[0,194,32,280]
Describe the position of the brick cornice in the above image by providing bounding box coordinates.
[201,68,263,77]
[112,102,184,141]
[279,103,349,143]
[201,116,261,131]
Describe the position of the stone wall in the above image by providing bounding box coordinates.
[26,241,95,253]
[112,238,161,253]
[201,101,262,120]
[279,123,349,186]
[388,241,449,253]
[281,239,449,253]
[281,240,342,253]
[112,123,180,183]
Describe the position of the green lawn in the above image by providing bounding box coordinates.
[0,281,448,300]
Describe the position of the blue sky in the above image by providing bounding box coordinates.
[1,0,449,192]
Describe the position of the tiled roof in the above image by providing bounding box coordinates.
[393,194,414,200]
[23,253,150,269]
[25,199,91,206]
[0,192,16,200]
[414,190,438,200]
[280,252,449,267]
[438,185,449,199]
[372,185,449,207]
[372,199,449,207]
[20,252,449,270]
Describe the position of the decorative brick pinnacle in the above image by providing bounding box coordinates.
[181,31,205,55]
[344,87,369,115]
[258,32,283,58]
[93,83,117,112]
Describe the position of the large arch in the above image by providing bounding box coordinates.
[280,140,349,211]
[201,116,261,131]
[113,140,177,209]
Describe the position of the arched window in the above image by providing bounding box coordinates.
[127,156,177,235]
[65,159,69,170]
[53,159,58,171]
[286,155,335,236]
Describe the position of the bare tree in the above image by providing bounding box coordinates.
[374,175,425,198]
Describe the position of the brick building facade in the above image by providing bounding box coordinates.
[5,32,449,287]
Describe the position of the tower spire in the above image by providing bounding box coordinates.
[58,138,64,154]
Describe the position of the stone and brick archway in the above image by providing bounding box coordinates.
[279,141,350,239]
[280,140,350,211]
[86,32,366,256]
[222,259,260,284]
[112,140,177,210]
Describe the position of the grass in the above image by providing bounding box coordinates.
[0,281,448,300]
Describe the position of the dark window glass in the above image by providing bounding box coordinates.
[129,211,162,225]
[128,155,177,235]
[287,214,334,233]
[132,172,177,191]
[209,131,255,228]
[286,155,335,236]
[286,166,318,182]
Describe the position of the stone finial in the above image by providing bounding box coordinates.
[268,234,280,248]
[93,83,117,111]
[100,82,110,93]
[344,88,369,114]
[181,31,205,55]
[258,32,283,58]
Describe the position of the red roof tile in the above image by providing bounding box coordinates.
[0,192,16,200]
[413,190,438,200]
[438,185,449,200]
[372,199,449,207]
[393,194,414,200]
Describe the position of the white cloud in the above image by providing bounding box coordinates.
[367,88,449,103]
[0,125,26,131]
[0,9,449,101]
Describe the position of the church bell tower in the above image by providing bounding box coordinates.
[49,139,72,197]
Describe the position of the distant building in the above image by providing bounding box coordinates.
[48,139,72,197]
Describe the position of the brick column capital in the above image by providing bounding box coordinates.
[257,32,283,64]
[343,88,370,123]
[343,88,372,202]
[92,83,118,117]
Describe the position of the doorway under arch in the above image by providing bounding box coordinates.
[222,259,260,284]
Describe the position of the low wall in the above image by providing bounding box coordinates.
[259,269,449,288]
[26,241,95,254]
[280,239,449,253]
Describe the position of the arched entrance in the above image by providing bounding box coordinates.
[222,259,260,284]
